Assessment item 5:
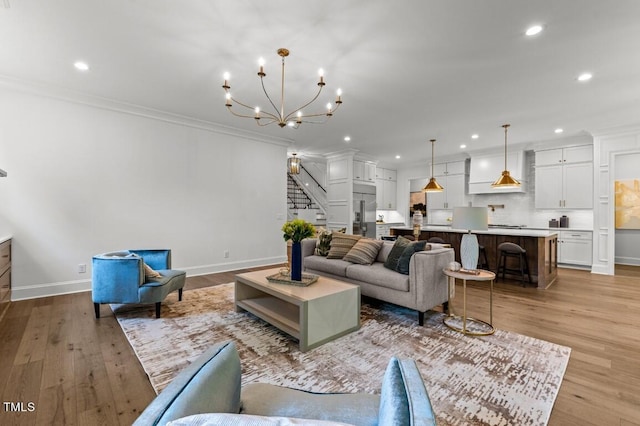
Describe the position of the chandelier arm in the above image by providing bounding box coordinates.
[282,85,325,121]
[260,77,283,121]
[225,106,257,119]
[228,96,279,121]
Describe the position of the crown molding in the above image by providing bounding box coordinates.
[0,73,293,147]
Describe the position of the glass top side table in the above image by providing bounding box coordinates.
[443,269,496,336]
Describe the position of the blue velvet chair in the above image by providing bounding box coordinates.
[92,249,186,319]
[133,341,437,426]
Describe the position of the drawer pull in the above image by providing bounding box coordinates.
[1,255,8,258]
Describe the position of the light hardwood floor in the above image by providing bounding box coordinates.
[1,265,639,425]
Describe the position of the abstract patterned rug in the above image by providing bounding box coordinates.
[113,283,570,426]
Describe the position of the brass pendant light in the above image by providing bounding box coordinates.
[423,139,444,192]
[287,153,301,174]
[491,124,521,188]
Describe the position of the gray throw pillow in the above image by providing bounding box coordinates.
[383,236,412,271]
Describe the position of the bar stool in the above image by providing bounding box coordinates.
[477,245,490,270]
[496,242,532,286]
[427,237,446,244]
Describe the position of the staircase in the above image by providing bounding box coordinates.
[287,174,316,210]
[287,164,328,226]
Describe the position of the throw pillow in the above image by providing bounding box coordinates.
[383,236,412,271]
[396,241,429,275]
[326,233,362,259]
[343,238,384,265]
[144,262,162,279]
[315,230,332,256]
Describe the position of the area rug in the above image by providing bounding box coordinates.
[112,283,571,426]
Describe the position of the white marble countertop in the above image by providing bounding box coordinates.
[0,235,12,244]
[391,226,558,237]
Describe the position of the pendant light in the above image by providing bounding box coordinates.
[287,153,301,174]
[423,139,444,192]
[491,124,521,188]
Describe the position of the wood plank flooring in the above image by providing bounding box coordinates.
[1,264,639,425]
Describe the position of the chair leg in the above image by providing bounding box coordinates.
[418,311,425,326]
[155,302,161,318]
[94,303,100,319]
[442,301,449,315]
[178,288,183,301]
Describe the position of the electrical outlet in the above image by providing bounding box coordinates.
[224,250,230,258]
[78,263,86,273]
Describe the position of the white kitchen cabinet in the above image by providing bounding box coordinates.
[536,145,592,166]
[354,160,376,184]
[427,161,466,210]
[535,147,593,209]
[376,167,397,210]
[427,173,465,210]
[558,230,592,266]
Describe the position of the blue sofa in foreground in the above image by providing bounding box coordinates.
[92,249,186,318]
[133,341,437,426]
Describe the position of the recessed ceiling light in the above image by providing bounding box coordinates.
[554,128,564,134]
[577,72,593,82]
[525,25,543,36]
[74,61,89,71]
[395,155,401,159]
[344,136,351,142]
[460,144,467,149]
[471,134,479,139]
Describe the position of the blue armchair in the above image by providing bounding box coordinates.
[133,341,437,426]
[92,249,186,319]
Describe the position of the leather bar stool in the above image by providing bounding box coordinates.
[496,242,532,286]
[477,245,490,270]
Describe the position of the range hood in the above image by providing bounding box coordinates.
[468,151,526,194]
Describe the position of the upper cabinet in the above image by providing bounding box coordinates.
[376,167,397,210]
[535,145,593,209]
[468,152,526,194]
[427,160,467,210]
[353,160,376,185]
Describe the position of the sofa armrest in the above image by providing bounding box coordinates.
[301,238,317,258]
[379,358,436,425]
[409,248,454,312]
[134,341,242,426]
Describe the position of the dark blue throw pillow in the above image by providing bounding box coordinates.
[383,236,412,271]
[396,241,428,275]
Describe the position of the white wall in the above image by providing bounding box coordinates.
[614,152,640,265]
[0,85,289,299]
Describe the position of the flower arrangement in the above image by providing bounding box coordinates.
[282,219,316,243]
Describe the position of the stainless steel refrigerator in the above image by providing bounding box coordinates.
[353,184,377,238]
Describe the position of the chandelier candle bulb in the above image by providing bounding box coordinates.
[258,58,265,76]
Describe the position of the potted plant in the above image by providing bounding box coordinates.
[282,219,315,281]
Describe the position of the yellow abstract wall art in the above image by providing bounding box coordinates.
[615,179,640,229]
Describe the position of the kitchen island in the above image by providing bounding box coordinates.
[391,226,558,289]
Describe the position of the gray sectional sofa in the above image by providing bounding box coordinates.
[301,238,454,325]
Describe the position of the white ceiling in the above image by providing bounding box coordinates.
[2,0,640,167]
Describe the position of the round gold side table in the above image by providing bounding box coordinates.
[443,268,496,336]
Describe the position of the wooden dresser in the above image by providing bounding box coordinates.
[0,238,11,321]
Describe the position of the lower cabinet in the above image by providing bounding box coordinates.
[558,231,592,266]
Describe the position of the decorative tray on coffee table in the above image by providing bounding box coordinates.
[266,271,319,287]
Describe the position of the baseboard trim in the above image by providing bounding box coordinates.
[11,256,288,300]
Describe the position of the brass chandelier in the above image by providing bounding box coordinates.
[491,124,521,188]
[222,48,343,128]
